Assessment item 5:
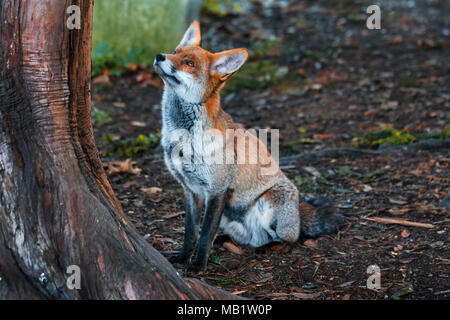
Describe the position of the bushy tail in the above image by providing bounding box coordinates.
[299,197,344,238]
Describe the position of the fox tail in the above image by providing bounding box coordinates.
[299,197,344,238]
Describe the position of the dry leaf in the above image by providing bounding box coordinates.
[223,242,244,255]
[142,187,163,194]
[93,74,111,85]
[112,102,126,108]
[270,243,287,252]
[401,229,411,238]
[123,180,138,188]
[388,208,411,215]
[313,134,332,141]
[104,159,141,175]
[291,291,323,299]
[131,121,146,127]
[303,239,318,248]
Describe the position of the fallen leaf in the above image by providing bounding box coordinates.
[93,74,111,85]
[270,243,287,252]
[112,102,126,108]
[364,110,376,117]
[392,285,413,300]
[223,242,244,255]
[358,184,373,192]
[389,198,408,205]
[291,291,323,299]
[392,35,403,44]
[104,159,142,175]
[123,180,138,188]
[399,259,413,264]
[131,121,146,127]
[313,134,332,141]
[401,229,411,238]
[388,208,411,215]
[297,68,306,75]
[136,71,164,89]
[313,70,343,85]
[303,239,318,248]
[142,187,163,194]
[303,166,321,177]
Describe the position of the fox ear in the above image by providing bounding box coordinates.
[178,20,201,47]
[210,49,248,78]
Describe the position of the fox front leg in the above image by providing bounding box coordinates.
[170,191,203,264]
[190,193,227,272]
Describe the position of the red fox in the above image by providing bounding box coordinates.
[154,21,343,271]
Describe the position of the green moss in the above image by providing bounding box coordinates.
[214,275,246,286]
[294,175,333,197]
[353,126,450,149]
[100,132,161,158]
[284,137,322,153]
[302,50,325,61]
[92,0,186,75]
[396,76,422,89]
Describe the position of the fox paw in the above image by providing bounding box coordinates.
[187,260,207,274]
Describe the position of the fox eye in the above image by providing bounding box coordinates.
[171,50,177,55]
[185,60,195,67]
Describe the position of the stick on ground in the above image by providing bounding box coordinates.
[363,216,435,229]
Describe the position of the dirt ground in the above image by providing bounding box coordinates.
[92,0,449,299]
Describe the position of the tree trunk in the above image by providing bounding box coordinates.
[0,0,236,300]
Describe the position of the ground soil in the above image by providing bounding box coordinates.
[92,0,449,299]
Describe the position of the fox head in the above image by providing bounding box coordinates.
[154,21,248,103]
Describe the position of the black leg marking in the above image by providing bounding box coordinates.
[191,193,227,271]
[170,191,203,264]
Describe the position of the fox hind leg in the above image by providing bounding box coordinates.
[263,182,300,244]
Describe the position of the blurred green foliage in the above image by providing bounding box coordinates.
[100,132,161,158]
[91,106,112,127]
[92,0,186,75]
[249,38,283,58]
[203,0,246,16]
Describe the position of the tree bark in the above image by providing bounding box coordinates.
[0,0,236,300]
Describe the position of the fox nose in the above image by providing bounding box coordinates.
[156,53,166,62]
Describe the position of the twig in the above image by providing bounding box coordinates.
[362,216,435,229]
[162,211,185,219]
[434,289,450,296]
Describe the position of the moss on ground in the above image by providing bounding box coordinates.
[100,132,161,159]
[353,125,450,149]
